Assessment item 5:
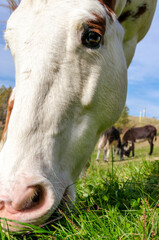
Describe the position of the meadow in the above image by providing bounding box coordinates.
[0,140,159,239]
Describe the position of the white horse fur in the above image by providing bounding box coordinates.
[0,0,157,230]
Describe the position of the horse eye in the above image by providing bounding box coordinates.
[82,31,102,49]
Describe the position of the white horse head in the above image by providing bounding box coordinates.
[0,0,156,230]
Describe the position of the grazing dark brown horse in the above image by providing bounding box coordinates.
[122,125,157,157]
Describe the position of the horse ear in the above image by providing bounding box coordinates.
[103,0,116,11]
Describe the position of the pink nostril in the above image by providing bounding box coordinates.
[11,185,43,212]
[0,201,4,210]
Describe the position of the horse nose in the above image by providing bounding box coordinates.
[0,180,54,231]
[0,180,47,215]
[0,177,59,231]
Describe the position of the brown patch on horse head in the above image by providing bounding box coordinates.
[98,0,116,11]
[86,14,106,44]
[97,0,116,21]
[0,90,15,145]
[118,3,147,23]
[133,3,147,19]
[127,0,131,4]
[86,1,116,45]
[118,10,132,23]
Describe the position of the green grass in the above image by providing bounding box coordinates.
[0,147,159,239]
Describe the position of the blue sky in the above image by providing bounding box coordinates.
[0,2,159,119]
[127,2,159,119]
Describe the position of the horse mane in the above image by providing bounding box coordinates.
[0,0,21,13]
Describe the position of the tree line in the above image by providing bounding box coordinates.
[0,85,12,124]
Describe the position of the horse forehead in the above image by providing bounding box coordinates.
[7,0,106,23]
[6,0,108,47]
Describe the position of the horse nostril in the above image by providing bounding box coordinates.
[32,187,41,203]
[12,185,44,212]
[0,201,4,210]
[21,185,43,211]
